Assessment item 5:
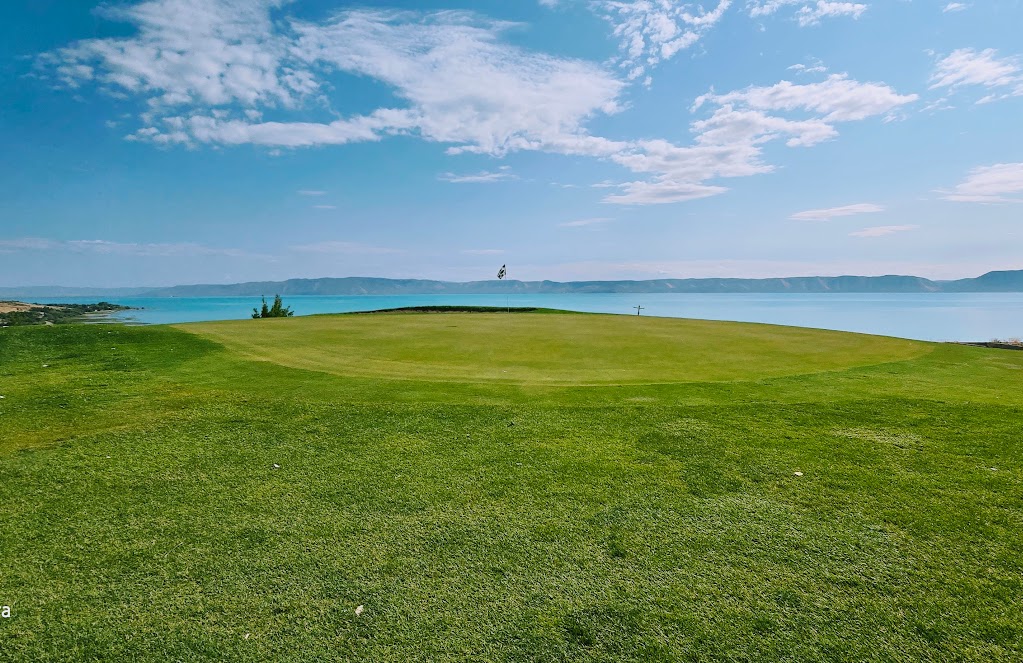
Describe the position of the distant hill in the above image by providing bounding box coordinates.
[139,271,1019,296]
[4,270,1023,298]
[939,270,1023,292]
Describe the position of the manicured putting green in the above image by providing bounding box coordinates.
[180,312,932,385]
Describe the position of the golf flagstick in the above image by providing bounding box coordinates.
[497,264,508,312]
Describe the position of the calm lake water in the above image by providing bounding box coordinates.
[26,293,1023,342]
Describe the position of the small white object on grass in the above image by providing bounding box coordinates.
[272,463,281,470]
[244,633,250,640]
[355,605,365,616]
[793,471,803,477]
[42,364,49,368]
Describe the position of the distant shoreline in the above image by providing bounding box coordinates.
[0,301,134,327]
[4,268,1023,299]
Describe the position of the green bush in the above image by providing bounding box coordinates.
[251,294,294,319]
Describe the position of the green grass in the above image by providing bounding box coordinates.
[1,312,1021,661]
[186,313,928,385]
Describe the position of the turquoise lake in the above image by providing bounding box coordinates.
[24,292,1023,342]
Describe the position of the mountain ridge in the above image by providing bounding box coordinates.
[4,269,1023,298]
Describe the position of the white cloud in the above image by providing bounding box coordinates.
[603,178,729,205]
[38,2,916,208]
[439,168,517,184]
[587,74,913,206]
[748,0,797,17]
[593,72,914,205]
[788,60,827,75]
[940,163,1023,203]
[595,1,733,78]
[790,203,884,220]
[849,225,918,238]
[943,3,969,13]
[311,204,337,209]
[691,106,839,147]
[292,11,625,156]
[134,109,417,147]
[931,48,1021,89]
[796,2,867,27]
[44,5,625,155]
[558,217,615,227]
[930,48,1023,104]
[40,0,314,109]
[297,189,326,196]
[694,74,918,122]
[747,1,867,26]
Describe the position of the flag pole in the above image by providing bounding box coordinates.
[497,264,508,312]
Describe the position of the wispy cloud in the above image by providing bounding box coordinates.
[595,0,733,80]
[747,1,867,27]
[940,163,1023,203]
[943,3,969,13]
[603,179,727,205]
[559,217,614,227]
[796,2,867,27]
[788,59,828,75]
[298,189,327,196]
[790,203,885,221]
[599,75,916,205]
[930,48,1023,104]
[693,75,916,123]
[460,249,505,255]
[849,225,919,238]
[41,4,625,157]
[439,167,516,184]
[35,1,916,209]
[311,204,337,209]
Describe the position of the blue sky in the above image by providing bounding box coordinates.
[2,0,1022,287]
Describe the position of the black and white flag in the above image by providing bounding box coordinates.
[497,264,506,280]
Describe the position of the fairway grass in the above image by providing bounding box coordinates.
[182,313,929,385]
[1,313,1021,661]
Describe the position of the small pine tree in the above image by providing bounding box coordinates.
[252,295,293,318]
[269,294,293,317]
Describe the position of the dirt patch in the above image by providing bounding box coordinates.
[0,301,127,326]
[0,301,40,314]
